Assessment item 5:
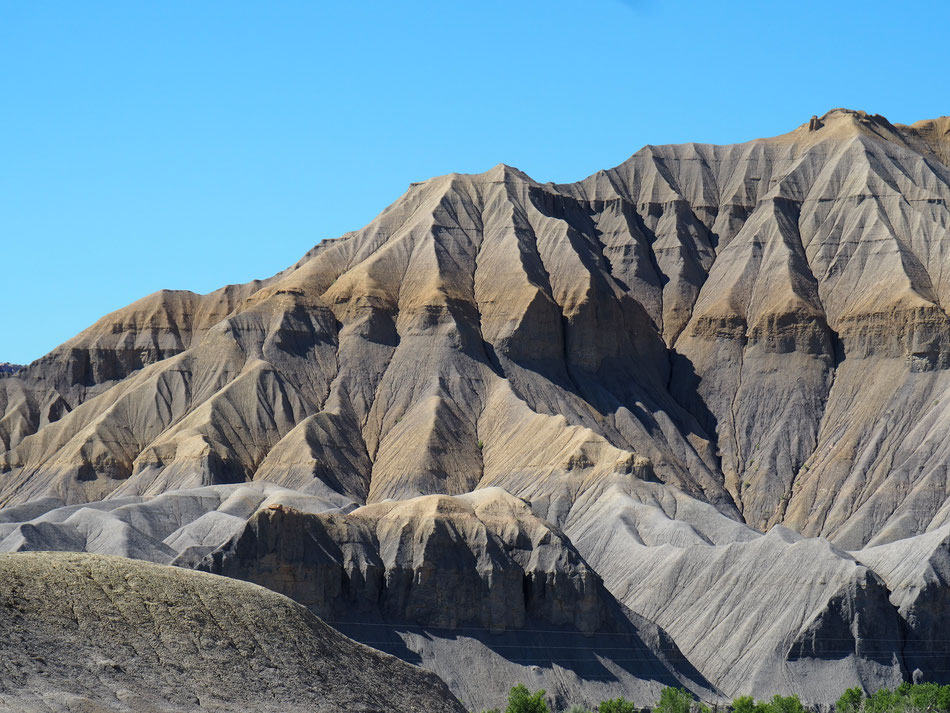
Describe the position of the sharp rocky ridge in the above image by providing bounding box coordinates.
[3,108,950,708]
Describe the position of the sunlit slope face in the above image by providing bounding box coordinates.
[2,108,950,548]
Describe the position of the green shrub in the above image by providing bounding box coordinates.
[768,694,806,713]
[732,696,759,713]
[506,684,549,713]
[733,694,803,713]
[865,688,900,713]
[487,680,950,713]
[654,687,698,713]
[599,697,637,713]
[908,682,944,712]
[837,687,865,713]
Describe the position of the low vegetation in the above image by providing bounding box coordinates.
[836,683,950,713]
[474,685,708,713]
[475,683,950,713]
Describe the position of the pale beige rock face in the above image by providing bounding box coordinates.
[0,551,465,713]
[5,108,950,548]
[4,108,950,705]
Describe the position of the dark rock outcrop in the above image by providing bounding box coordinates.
[200,489,606,632]
[196,488,716,710]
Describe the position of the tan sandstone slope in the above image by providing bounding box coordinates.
[3,108,950,704]
[3,108,950,549]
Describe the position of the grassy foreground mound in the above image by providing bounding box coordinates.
[0,551,466,713]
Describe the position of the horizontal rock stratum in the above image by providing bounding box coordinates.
[3,108,950,708]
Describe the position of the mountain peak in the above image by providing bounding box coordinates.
[5,107,950,706]
[770,107,898,145]
[481,162,532,182]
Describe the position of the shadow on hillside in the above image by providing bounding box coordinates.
[332,613,713,694]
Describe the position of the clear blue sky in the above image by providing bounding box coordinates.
[2,1,948,364]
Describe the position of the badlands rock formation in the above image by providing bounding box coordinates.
[2,108,950,705]
[0,484,714,709]
[0,482,357,564]
[568,488,905,702]
[856,524,950,683]
[0,551,465,713]
[197,488,714,709]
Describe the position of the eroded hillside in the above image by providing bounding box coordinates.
[3,108,950,706]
